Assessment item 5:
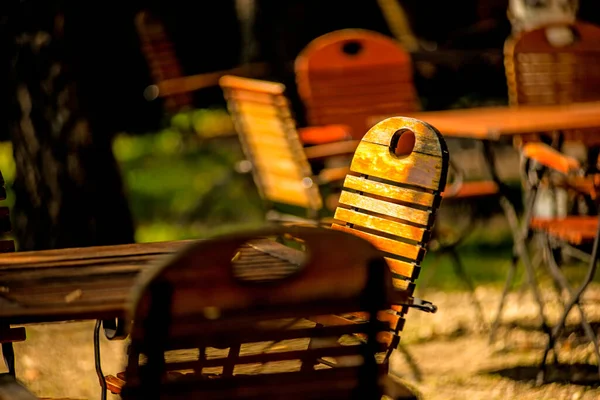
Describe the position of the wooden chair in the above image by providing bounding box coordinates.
[296,29,494,323]
[490,21,600,342]
[0,171,82,399]
[108,226,421,399]
[0,171,25,378]
[219,75,359,221]
[295,29,419,142]
[329,115,448,350]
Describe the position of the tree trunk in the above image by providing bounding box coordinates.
[8,4,135,250]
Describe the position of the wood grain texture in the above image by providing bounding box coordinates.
[295,29,419,139]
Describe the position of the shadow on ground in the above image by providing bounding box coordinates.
[486,363,600,387]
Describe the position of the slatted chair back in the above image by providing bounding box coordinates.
[295,29,419,140]
[219,75,323,215]
[331,117,449,346]
[121,226,401,400]
[134,10,193,113]
[505,21,600,146]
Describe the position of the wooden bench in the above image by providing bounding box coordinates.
[108,227,420,399]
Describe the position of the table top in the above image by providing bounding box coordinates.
[0,239,301,325]
[368,101,600,140]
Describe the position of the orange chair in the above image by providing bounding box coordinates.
[295,29,419,141]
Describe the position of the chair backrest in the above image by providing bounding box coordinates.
[135,10,193,112]
[331,116,449,344]
[295,29,419,140]
[0,171,15,253]
[505,21,600,147]
[505,21,600,107]
[122,226,395,399]
[219,75,323,214]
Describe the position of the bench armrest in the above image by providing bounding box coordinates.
[522,142,581,175]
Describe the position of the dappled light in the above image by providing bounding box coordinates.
[1,1,600,399]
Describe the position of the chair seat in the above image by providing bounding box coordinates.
[531,216,598,244]
[298,125,352,145]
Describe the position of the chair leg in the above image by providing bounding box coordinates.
[447,247,487,329]
[538,217,600,384]
[499,195,551,337]
[489,253,518,345]
[1,343,15,377]
[94,320,107,400]
[222,344,240,376]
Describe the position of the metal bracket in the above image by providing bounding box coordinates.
[408,298,437,313]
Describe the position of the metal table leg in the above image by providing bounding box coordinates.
[481,141,551,343]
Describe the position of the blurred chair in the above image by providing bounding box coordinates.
[296,29,495,324]
[107,226,422,399]
[490,21,600,342]
[295,29,419,141]
[502,20,600,381]
[219,75,359,221]
[0,170,83,399]
[0,171,25,378]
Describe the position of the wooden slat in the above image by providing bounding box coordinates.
[338,191,431,226]
[330,223,424,261]
[351,141,444,191]
[343,175,436,207]
[220,75,285,95]
[334,207,427,243]
[384,257,418,280]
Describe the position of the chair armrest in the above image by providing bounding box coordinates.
[304,140,360,160]
[298,125,352,145]
[315,166,350,185]
[522,142,581,175]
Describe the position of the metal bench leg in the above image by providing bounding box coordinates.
[489,253,518,344]
[94,320,107,400]
[538,215,600,384]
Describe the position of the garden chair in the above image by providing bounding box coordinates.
[0,170,82,399]
[0,171,25,378]
[219,75,359,221]
[490,21,600,342]
[295,29,496,324]
[105,226,421,399]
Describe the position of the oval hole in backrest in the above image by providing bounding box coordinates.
[231,235,308,285]
[342,40,363,56]
[544,25,580,47]
[390,129,416,158]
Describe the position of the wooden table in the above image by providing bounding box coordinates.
[368,101,600,141]
[0,239,302,325]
